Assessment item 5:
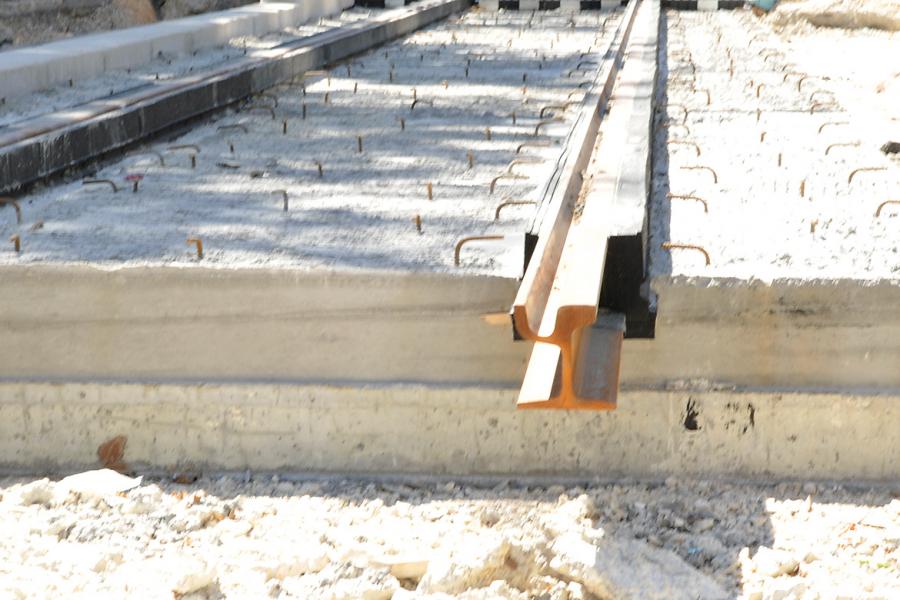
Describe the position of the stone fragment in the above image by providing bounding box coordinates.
[548,531,729,600]
[17,479,55,507]
[752,547,800,577]
[57,469,142,500]
[417,531,511,594]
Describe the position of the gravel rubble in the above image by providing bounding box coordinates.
[1,471,897,599]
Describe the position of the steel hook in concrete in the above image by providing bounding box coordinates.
[534,117,565,136]
[167,145,200,168]
[516,140,552,154]
[490,173,528,194]
[667,193,708,213]
[0,198,22,224]
[661,242,710,266]
[126,150,165,166]
[849,167,887,184]
[494,199,536,221]
[454,235,505,267]
[817,121,849,134]
[273,190,289,212]
[825,142,860,156]
[410,99,433,111]
[875,200,900,217]
[680,166,718,184]
[186,238,203,259]
[9,234,20,253]
[83,179,119,193]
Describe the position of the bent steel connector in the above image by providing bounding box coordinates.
[167,144,200,168]
[534,117,565,136]
[516,140,552,154]
[83,179,119,193]
[818,121,849,134]
[680,165,718,184]
[875,200,900,217]
[0,198,22,224]
[849,167,887,184]
[454,235,504,267]
[127,150,165,166]
[9,234,20,253]
[186,238,203,259]
[539,102,577,118]
[825,142,860,156]
[667,193,708,213]
[273,190,289,212]
[494,199,536,221]
[661,241,711,265]
[490,173,528,194]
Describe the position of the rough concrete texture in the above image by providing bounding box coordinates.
[2,382,898,480]
[0,0,352,100]
[650,9,899,282]
[6,474,895,598]
[0,9,622,275]
[643,8,900,390]
[0,266,527,386]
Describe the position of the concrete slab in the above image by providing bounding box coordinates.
[2,381,897,480]
[0,9,622,388]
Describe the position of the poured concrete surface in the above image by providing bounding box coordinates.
[0,9,622,274]
[638,7,900,391]
[2,381,898,479]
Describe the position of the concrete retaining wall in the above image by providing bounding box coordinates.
[2,381,897,480]
[0,0,353,102]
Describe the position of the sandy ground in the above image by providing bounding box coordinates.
[649,8,900,283]
[0,470,897,599]
[0,9,623,276]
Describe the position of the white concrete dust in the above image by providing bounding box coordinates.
[0,9,376,129]
[0,472,896,599]
[649,8,899,283]
[0,9,624,276]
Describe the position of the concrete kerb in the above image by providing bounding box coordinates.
[0,0,353,102]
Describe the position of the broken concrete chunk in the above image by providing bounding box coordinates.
[417,531,511,594]
[16,478,55,507]
[57,469,142,500]
[751,547,801,578]
[549,531,729,600]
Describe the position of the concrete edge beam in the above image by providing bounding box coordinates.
[0,0,354,102]
[0,264,526,386]
[0,0,471,195]
[2,381,897,480]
